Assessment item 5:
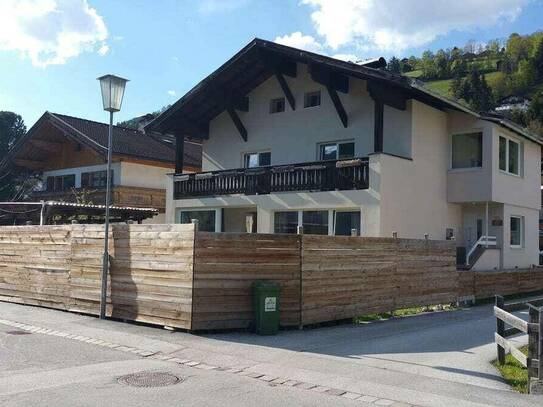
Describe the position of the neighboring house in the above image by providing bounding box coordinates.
[146,38,542,269]
[0,112,201,223]
[495,95,531,113]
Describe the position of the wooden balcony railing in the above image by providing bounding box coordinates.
[173,157,369,199]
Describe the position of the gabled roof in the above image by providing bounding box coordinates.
[1,112,202,171]
[146,37,542,146]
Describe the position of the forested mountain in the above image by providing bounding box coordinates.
[388,31,543,135]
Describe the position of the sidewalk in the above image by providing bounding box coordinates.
[0,301,541,407]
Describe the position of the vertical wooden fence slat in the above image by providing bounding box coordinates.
[528,305,539,380]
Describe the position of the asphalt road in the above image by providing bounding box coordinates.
[0,301,542,407]
[0,322,361,407]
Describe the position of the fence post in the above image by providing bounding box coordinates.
[539,307,543,381]
[495,295,505,365]
[528,304,543,394]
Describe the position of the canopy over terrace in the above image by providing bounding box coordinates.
[0,201,158,225]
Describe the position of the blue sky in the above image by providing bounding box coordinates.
[1,0,542,128]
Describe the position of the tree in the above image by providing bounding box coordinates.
[0,112,27,201]
[527,90,543,123]
[434,49,449,79]
[531,34,543,80]
[387,56,401,74]
[453,68,494,112]
[420,50,436,79]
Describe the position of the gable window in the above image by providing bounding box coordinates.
[451,132,482,169]
[46,174,75,192]
[243,152,271,168]
[319,141,355,161]
[269,97,285,114]
[304,91,321,108]
[499,136,520,175]
[510,216,523,248]
[81,170,113,188]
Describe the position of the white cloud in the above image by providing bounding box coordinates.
[301,0,528,53]
[167,90,176,96]
[274,31,323,53]
[198,0,249,14]
[0,0,108,67]
[98,43,109,56]
[332,53,359,62]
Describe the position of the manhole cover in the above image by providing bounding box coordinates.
[5,331,31,335]
[117,372,181,388]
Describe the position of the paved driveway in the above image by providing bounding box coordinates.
[0,301,541,407]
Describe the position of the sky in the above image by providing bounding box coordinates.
[1,0,542,128]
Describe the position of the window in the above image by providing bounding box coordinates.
[499,136,520,175]
[244,152,271,168]
[269,97,285,114]
[451,132,482,169]
[334,211,361,236]
[302,211,328,235]
[81,170,113,188]
[179,210,216,232]
[510,216,523,248]
[319,141,355,161]
[274,211,298,234]
[46,174,75,192]
[304,91,321,108]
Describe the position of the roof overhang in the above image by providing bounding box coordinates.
[146,38,542,146]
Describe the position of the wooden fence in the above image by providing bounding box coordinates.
[1,224,542,332]
[494,295,543,394]
[0,224,195,329]
[458,269,543,300]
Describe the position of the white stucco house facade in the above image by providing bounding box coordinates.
[147,39,542,270]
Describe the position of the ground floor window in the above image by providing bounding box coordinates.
[510,216,523,248]
[334,211,360,236]
[274,211,298,234]
[273,209,361,236]
[179,210,216,232]
[302,211,328,235]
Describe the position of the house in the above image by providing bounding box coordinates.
[494,95,531,113]
[146,38,542,269]
[0,111,201,223]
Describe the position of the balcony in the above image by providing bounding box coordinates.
[173,157,369,199]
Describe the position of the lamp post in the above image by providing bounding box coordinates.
[97,74,128,320]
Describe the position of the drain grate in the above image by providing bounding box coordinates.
[5,331,32,335]
[117,372,181,388]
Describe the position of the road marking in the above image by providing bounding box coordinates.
[0,317,416,407]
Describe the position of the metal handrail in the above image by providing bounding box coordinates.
[466,235,497,265]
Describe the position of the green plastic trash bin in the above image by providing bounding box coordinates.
[252,281,280,335]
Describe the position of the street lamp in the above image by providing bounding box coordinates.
[97,74,128,320]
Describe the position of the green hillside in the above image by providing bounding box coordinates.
[389,31,543,135]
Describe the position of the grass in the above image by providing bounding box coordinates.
[355,304,456,323]
[492,346,529,393]
[407,69,503,99]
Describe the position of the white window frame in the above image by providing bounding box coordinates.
[499,135,521,176]
[317,140,355,161]
[509,215,523,249]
